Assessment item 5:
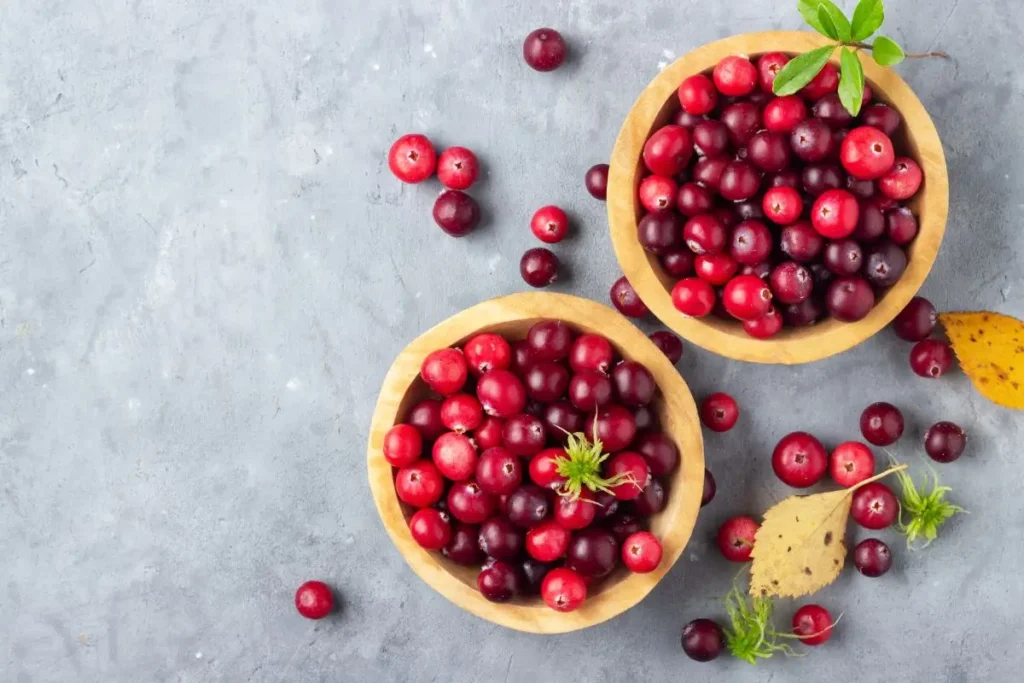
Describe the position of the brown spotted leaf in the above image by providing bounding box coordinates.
[940,311,1024,409]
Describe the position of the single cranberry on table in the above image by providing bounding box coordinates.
[541,567,587,612]
[476,447,523,496]
[606,451,650,500]
[790,118,834,163]
[886,207,919,245]
[860,103,902,136]
[477,369,527,418]
[677,182,714,217]
[672,277,716,317]
[826,276,875,322]
[522,28,566,71]
[432,190,481,237]
[829,441,875,487]
[643,124,693,176]
[444,523,485,565]
[649,330,683,364]
[851,482,899,529]
[569,333,614,374]
[638,176,678,213]
[811,189,859,239]
[406,398,446,441]
[924,421,967,462]
[701,469,717,506]
[730,219,773,265]
[410,508,452,550]
[718,515,759,562]
[529,205,570,244]
[420,348,468,396]
[692,120,730,158]
[678,73,719,115]
[772,431,828,488]
[910,339,955,378]
[585,163,609,200]
[763,95,807,133]
[395,461,445,508]
[860,402,904,446]
[780,220,825,262]
[763,186,803,225]
[295,580,334,620]
[388,133,436,183]
[770,261,814,305]
[463,332,511,375]
[684,214,728,255]
[713,55,757,96]
[622,531,663,573]
[800,61,839,99]
[477,560,520,602]
[638,211,684,254]
[610,276,649,318]
[520,247,559,288]
[792,604,834,646]
[853,538,893,577]
[744,306,785,339]
[841,126,896,180]
[682,618,726,662]
[879,157,923,200]
[567,527,619,578]
[436,146,479,190]
[864,241,908,288]
[700,392,739,432]
[723,274,773,320]
[383,424,422,468]
[892,296,937,341]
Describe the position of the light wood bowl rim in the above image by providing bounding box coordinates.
[366,292,705,633]
[608,31,949,364]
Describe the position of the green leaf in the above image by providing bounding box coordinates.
[772,45,835,96]
[872,36,906,66]
[797,0,831,36]
[838,47,866,116]
[816,5,840,40]
[851,0,885,41]
[818,1,852,41]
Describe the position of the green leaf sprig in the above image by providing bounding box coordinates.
[775,0,949,115]
[891,461,966,549]
[553,421,638,501]
[723,584,801,665]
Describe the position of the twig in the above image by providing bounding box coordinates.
[849,41,950,60]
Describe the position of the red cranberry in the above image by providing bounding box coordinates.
[743,306,784,338]
[585,163,609,199]
[692,156,728,191]
[812,93,853,128]
[879,157,923,200]
[437,146,479,190]
[509,340,536,376]
[520,248,559,287]
[719,160,762,202]
[649,330,683,364]
[764,95,807,133]
[610,276,649,318]
[860,103,901,137]
[570,333,613,374]
[530,205,570,244]
[622,531,663,573]
[476,447,523,496]
[543,401,582,443]
[853,538,893,577]
[555,490,598,530]
[477,560,519,602]
[432,190,481,237]
[756,51,788,88]
[633,405,659,432]
[639,211,684,254]
[864,241,907,287]
[829,441,875,487]
[644,125,693,176]
[569,370,613,411]
[748,131,792,172]
[851,482,899,529]
[295,580,334,619]
[684,214,727,255]
[443,522,485,565]
[447,481,495,524]
[790,118,833,163]
[792,604,834,646]
[541,567,587,612]
[841,126,895,180]
[800,62,839,100]
[432,432,478,481]
[780,220,824,262]
[421,348,468,396]
[529,448,567,490]
[661,249,695,277]
[772,431,828,488]
[682,618,726,662]
[693,120,731,158]
[477,369,527,418]
[406,399,445,442]
[924,421,967,463]
[886,207,919,245]
[784,296,824,326]
[730,220,773,265]
[388,134,436,183]
[502,414,546,457]
[769,261,813,305]
[713,55,757,96]
[700,392,739,432]
[441,393,484,433]
[762,186,802,225]
[527,320,572,361]
[611,361,656,407]
[695,253,739,286]
[673,110,706,128]
[822,239,863,276]
[479,517,524,559]
[671,277,716,316]
[802,164,843,197]
[860,402,904,445]
[701,469,717,506]
[567,528,619,577]
[395,461,445,508]
[826,276,875,322]
[910,339,955,378]
[721,102,762,147]
[523,28,566,71]
[718,515,759,562]
[853,200,886,241]
[723,274,773,320]
[524,362,569,403]
[678,74,718,115]
[383,424,422,468]
[590,405,637,452]
[463,333,511,375]
[676,182,714,217]
[893,296,937,341]
[639,176,678,213]
[812,189,859,239]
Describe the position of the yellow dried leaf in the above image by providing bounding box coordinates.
[940,311,1024,409]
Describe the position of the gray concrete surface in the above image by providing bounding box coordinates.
[2,0,1022,681]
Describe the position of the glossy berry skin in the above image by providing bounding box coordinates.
[763,186,803,225]
[383,424,423,468]
[421,348,468,396]
[682,619,726,662]
[841,127,896,180]
[748,131,792,172]
[643,125,693,176]
[829,441,875,487]
[523,28,566,71]
[295,581,334,620]
[718,161,761,202]
[692,120,730,158]
[781,221,825,262]
[793,604,834,646]
[634,432,679,477]
[887,207,918,245]
[879,157,923,200]
[677,182,714,217]
[892,297,937,341]
[812,189,859,239]
[567,528,619,578]
[554,489,598,529]
[639,211,683,255]
[585,164,609,199]
[853,538,893,577]
[802,164,843,197]
[622,531,663,573]
[476,447,523,495]
[718,515,759,562]
[443,523,485,565]
[406,399,446,442]
[701,469,717,506]
[527,321,572,361]
[910,339,955,378]
[730,220,773,265]
[851,482,899,529]
[784,297,824,327]
[479,517,524,560]
[433,190,481,237]
[569,370,613,412]
[509,343,535,376]
[822,239,863,276]
[477,560,519,602]
[388,134,436,183]
[790,118,833,163]
[437,146,479,190]
[860,402,904,446]
[743,306,784,339]
[610,276,649,318]
[430,432,477,480]
[764,95,807,133]
[410,508,452,550]
[447,482,496,524]
[590,405,637,452]
[861,103,901,136]
[464,333,512,375]
[800,62,839,99]
[700,392,738,432]
[813,93,853,129]
[695,253,739,286]
[757,52,790,91]
[723,275,773,321]
[671,277,716,317]
[530,205,570,244]
[713,55,757,96]
[518,559,552,595]
[477,369,527,418]
[772,432,828,488]
[826,276,875,322]
[526,520,571,562]
[506,485,551,528]
[606,451,649,501]
[440,393,484,434]
[678,74,719,115]
[395,461,445,508]
[770,261,813,305]
[864,241,908,288]
[520,248,559,288]
[638,176,678,213]
[543,402,582,444]
[924,421,967,463]
[684,214,727,256]
[524,362,569,403]
[649,330,683,364]
[611,361,656,407]
[632,405,658,433]
[529,448,568,490]
[502,414,546,457]
[570,334,614,374]
[541,568,587,612]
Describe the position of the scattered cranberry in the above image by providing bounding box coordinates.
[812,189,859,239]
[295,580,334,619]
[864,241,907,288]
[684,214,727,255]
[436,146,479,190]
[520,248,559,288]
[763,186,803,225]
[892,296,937,341]
[780,221,825,262]
[701,469,716,506]
[860,402,904,446]
[860,103,901,136]
[924,421,967,463]
[841,127,895,180]
[678,74,719,115]
[522,28,566,71]
[790,118,833,163]
[406,399,446,441]
[622,531,663,573]
[639,176,678,213]
[432,190,480,237]
[610,276,649,318]
[772,432,828,488]
[770,261,813,305]
[477,369,527,417]
[718,515,759,562]
[541,567,587,612]
[529,205,570,244]
[700,392,739,432]
[743,306,784,338]
[388,133,436,183]
[851,482,899,529]
[792,604,834,646]
[444,523,485,565]
[826,276,875,322]
[477,560,519,602]
[764,95,807,133]
[570,333,614,374]
[910,339,955,378]
[639,211,684,254]
[829,441,875,487]
[853,538,893,577]
[644,125,693,176]
[410,507,452,550]
[713,55,757,96]
[395,460,445,508]
[649,330,683,364]
[383,424,423,468]
[585,164,609,199]
[879,157,922,200]
[672,277,716,317]
[476,447,523,495]
[682,618,725,662]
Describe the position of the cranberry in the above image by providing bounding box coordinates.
[790,118,833,163]
[851,482,899,529]
[649,330,683,364]
[772,432,828,488]
[743,306,784,338]
[780,221,825,262]
[463,333,511,376]
[524,362,569,403]
[585,164,609,199]
[812,93,853,128]
[479,517,524,559]
[812,189,859,239]
[853,538,893,577]
[526,205,568,244]
[631,432,678,477]
[440,393,484,434]
[525,520,571,562]
[792,604,834,646]
[799,62,839,100]
[860,402,904,445]
[592,490,620,520]
[860,103,901,136]
[893,296,937,341]
[388,134,436,183]
[432,190,481,237]
[770,261,813,305]
[718,515,759,562]
[841,126,895,180]
[721,102,761,147]
[406,399,445,442]
[421,348,468,396]
[610,276,649,318]
[543,402,582,443]
[522,28,566,71]
[295,581,334,619]
[520,248,559,287]
[639,211,684,254]
[695,253,740,286]
[431,432,477,480]
[768,169,801,189]
[701,469,717,506]
[529,448,568,489]
[829,441,875,487]
[692,156,729,191]
[801,164,843,197]
[910,339,955,378]
[879,157,923,200]
[693,120,731,158]
[925,421,967,463]
[569,370,613,412]
[822,239,863,276]
[383,424,423,468]
[443,522,485,565]
[886,207,919,245]
[748,131,792,172]
[621,531,663,573]
[723,274,773,320]
[762,186,803,225]
[852,201,885,242]
[757,52,790,89]
[678,74,719,115]
[606,451,649,500]
[682,618,725,661]
[510,341,536,376]
[713,55,757,96]
[477,369,527,418]
[436,146,479,190]
[506,485,550,528]
[570,333,614,374]
[610,361,655,407]
[477,560,519,602]
[633,405,659,432]
[729,219,772,265]
[672,277,716,317]
[826,276,875,322]
[661,249,695,277]
[590,405,637,452]
[555,488,597,529]
[764,95,807,133]
[684,214,728,255]
[864,241,907,287]
[847,176,877,200]
[527,320,571,362]
[395,461,444,508]
[719,161,761,202]
[606,512,644,544]
[871,194,898,212]
[784,296,824,327]
[639,176,678,213]
[542,567,587,612]
[502,414,546,457]
[676,182,714,217]
[476,447,523,496]
[674,110,707,128]
[643,125,693,176]
[567,528,619,577]
[410,507,453,550]
[631,478,666,516]
[700,392,739,432]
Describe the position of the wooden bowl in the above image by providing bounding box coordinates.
[608,31,949,364]
[366,292,704,633]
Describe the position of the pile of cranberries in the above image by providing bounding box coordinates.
[630,52,924,337]
[382,320,680,612]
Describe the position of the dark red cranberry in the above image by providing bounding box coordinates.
[527,320,572,361]
[447,481,495,524]
[847,176,876,199]
[605,513,644,543]
[631,478,666,516]
[780,221,824,262]
[649,331,683,364]
[770,261,813,304]
[523,28,566,71]
[790,118,833,163]
[476,447,522,496]
[673,110,707,128]
[505,485,551,528]
[585,164,609,199]
[767,169,801,189]
[477,560,520,602]
[783,296,824,326]
[682,619,726,662]
[406,399,446,442]
[701,469,716,506]
[823,239,864,276]
[433,190,481,237]
[661,249,695,278]
[802,164,843,197]
[809,262,835,288]
[860,402,904,446]
[730,220,773,265]
[860,104,901,137]
[864,242,907,288]
[518,557,551,594]
[684,214,728,255]
[910,340,955,378]
[826,276,875,322]
[568,370,613,412]
[886,207,919,245]
[692,157,728,191]
[853,538,893,577]
[748,131,791,172]
[567,528,618,578]
[644,125,693,176]
[853,200,886,241]
[543,401,582,443]
[813,93,854,128]
[924,421,967,462]
[611,361,656,406]
[634,432,679,477]
[520,248,559,287]
[524,362,569,402]
[610,276,649,318]
[509,341,535,376]
[719,161,761,202]
[633,405,658,432]
[478,517,524,560]
[523,400,545,418]
[502,414,546,457]
[589,405,637,452]
[638,211,683,254]
[591,490,620,520]
[693,120,731,158]
[893,296,938,341]
[734,200,765,221]
[444,523,486,565]
[720,102,761,147]
[677,182,715,217]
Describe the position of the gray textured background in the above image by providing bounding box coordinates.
[2,0,1022,681]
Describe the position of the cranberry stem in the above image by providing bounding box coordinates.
[848,41,950,60]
